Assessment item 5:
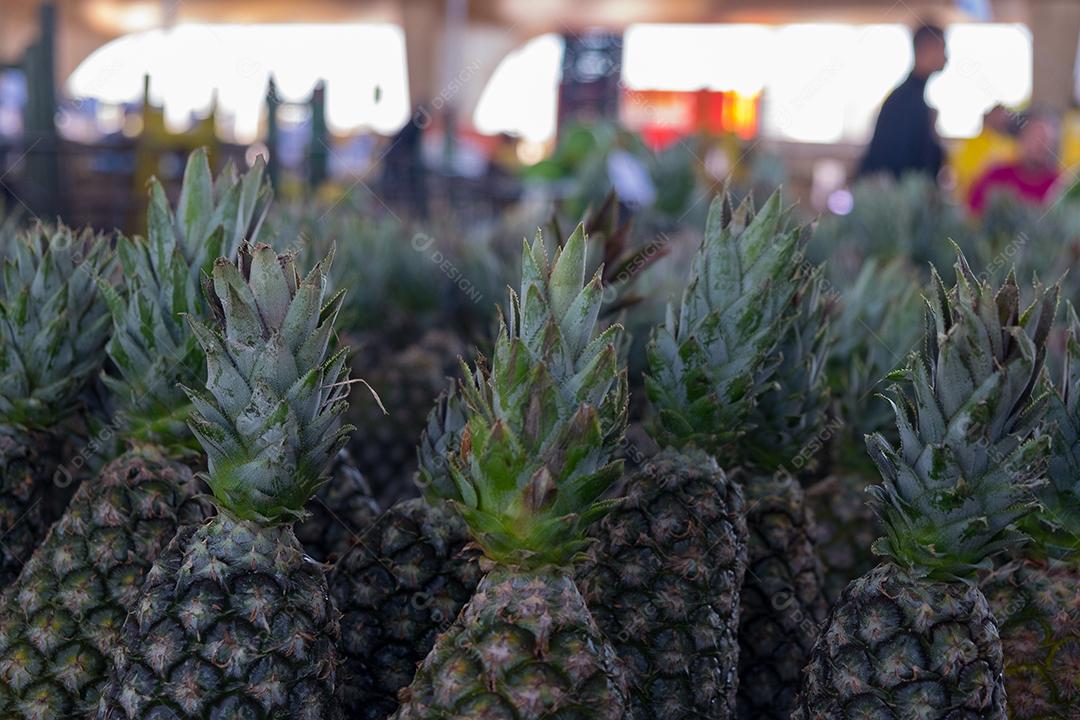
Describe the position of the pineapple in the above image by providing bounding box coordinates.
[733,264,833,719]
[981,302,1080,718]
[330,498,482,719]
[330,384,482,720]
[0,224,113,583]
[0,150,267,718]
[392,225,630,719]
[0,449,209,719]
[795,255,1056,718]
[810,258,924,602]
[98,242,353,718]
[578,192,803,719]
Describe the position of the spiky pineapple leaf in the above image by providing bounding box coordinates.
[433,225,628,570]
[866,252,1056,581]
[183,244,353,523]
[646,190,805,457]
[740,262,834,473]
[0,224,114,428]
[1027,301,1080,559]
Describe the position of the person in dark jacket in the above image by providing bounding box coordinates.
[859,24,948,181]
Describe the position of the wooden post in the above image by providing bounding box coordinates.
[266,77,280,190]
[1030,0,1080,113]
[309,80,328,190]
[22,2,60,219]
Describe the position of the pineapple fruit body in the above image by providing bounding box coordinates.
[795,562,1006,719]
[100,243,353,717]
[0,448,209,718]
[798,258,1055,720]
[0,427,53,585]
[736,472,829,718]
[0,225,115,582]
[330,497,482,720]
[98,511,339,719]
[805,471,880,604]
[983,559,1080,718]
[394,566,629,720]
[578,446,748,719]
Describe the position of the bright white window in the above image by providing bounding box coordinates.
[619,22,1032,143]
[473,34,563,142]
[67,23,410,142]
[621,24,773,94]
[928,24,1032,138]
[763,24,911,143]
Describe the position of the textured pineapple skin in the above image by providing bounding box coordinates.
[329,497,482,720]
[982,559,1080,719]
[736,472,829,719]
[349,330,466,508]
[98,512,339,719]
[394,567,629,719]
[295,450,380,563]
[795,563,1006,719]
[805,472,880,605]
[577,446,749,720]
[0,449,209,719]
[0,427,51,586]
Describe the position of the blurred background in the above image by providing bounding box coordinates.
[1,0,1077,230]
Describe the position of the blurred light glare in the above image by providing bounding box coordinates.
[68,23,410,140]
[245,142,269,167]
[827,189,855,215]
[928,24,1032,138]
[516,139,547,165]
[622,24,774,94]
[473,34,563,142]
[812,157,848,210]
[95,103,124,135]
[86,1,163,33]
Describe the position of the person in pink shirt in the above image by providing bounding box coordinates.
[969,112,1060,213]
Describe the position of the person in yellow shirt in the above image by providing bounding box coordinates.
[951,105,1017,204]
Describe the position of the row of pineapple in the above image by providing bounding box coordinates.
[0,148,1076,720]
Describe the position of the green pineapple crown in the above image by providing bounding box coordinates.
[436,225,628,570]
[101,149,270,452]
[827,257,924,470]
[0,223,114,428]
[742,264,833,473]
[1031,302,1080,559]
[645,191,805,458]
[416,382,467,501]
[182,243,352,524]
[866,252,1056,581]
[0,202,21,265]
